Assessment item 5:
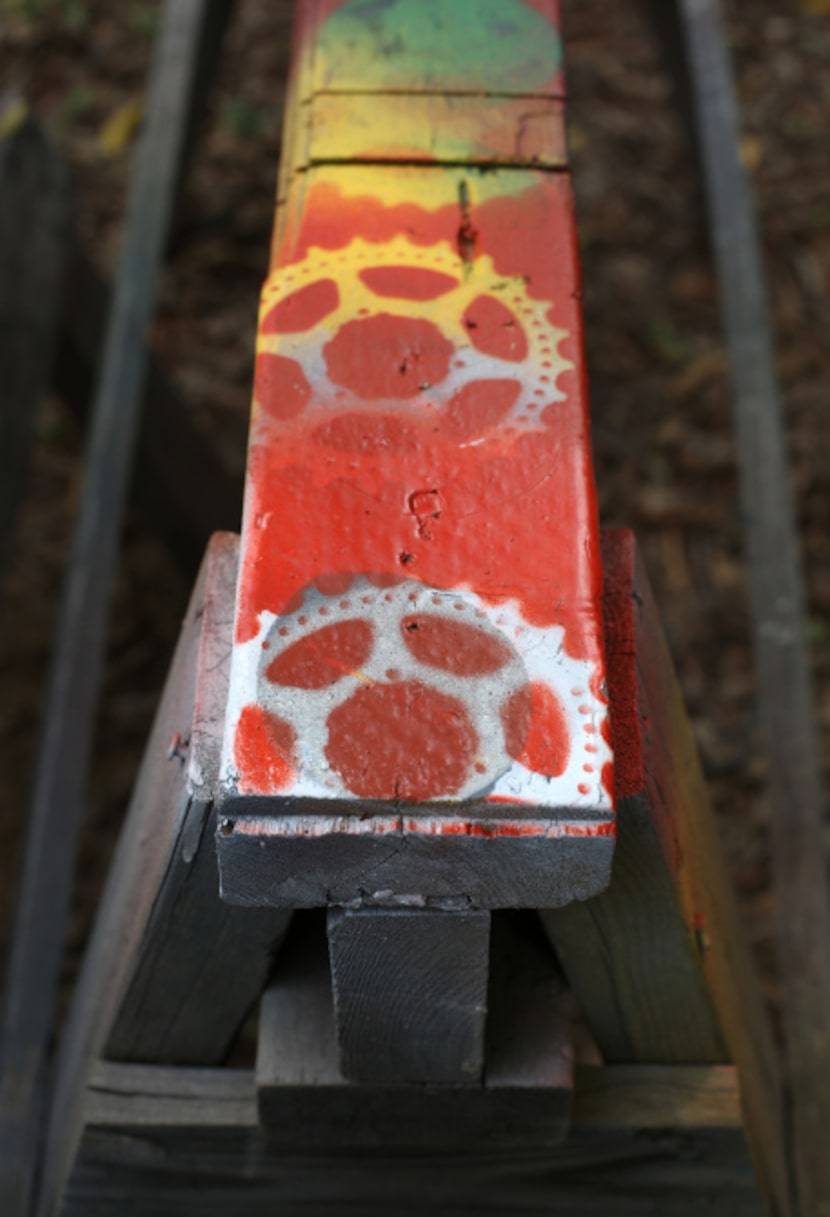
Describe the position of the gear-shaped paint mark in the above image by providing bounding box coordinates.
[229,576,611,808]
[253,235,572,446]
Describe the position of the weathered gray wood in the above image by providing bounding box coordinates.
[679,4,830,1213]
[86,1062,256,1128]
[257,910,570,1148]
[327,907,489,1084]
[53,0,240,579]
[54,1061,762,1216]
[0,5,234,1213]
[102,535,287,1063]
[219,818,614,911]
[540,530,790,1217]
[38,535,290,1217]
[0,100,73,582]
[572,1063,741,1128]
[52,243,242,577]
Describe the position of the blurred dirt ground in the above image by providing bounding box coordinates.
[0,0,828,1024]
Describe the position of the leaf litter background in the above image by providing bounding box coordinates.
[0,0,828,1035]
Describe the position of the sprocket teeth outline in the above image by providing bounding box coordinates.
[223,577,612,811]
[255,235,573,444]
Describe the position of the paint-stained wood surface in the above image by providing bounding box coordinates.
[306,94,567,167]
[327,907,490,1083]
[53,1061,763,1216]
[302,0,566,98]
[38,536,290,1217]
[540,529,790,1217]
[256,910,572,1149]
[216,0,614,912]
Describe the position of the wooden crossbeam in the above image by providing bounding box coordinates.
[53,1061,765,1216]
[215,0,615,913]
[256,910,573,1144]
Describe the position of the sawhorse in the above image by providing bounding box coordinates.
[6,3,798,1214]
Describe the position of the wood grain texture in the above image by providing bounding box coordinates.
[572,1063,741,1128]
[540,530,790,1217]
[679,2,830,1213]
[38,536,290,1217]
[55,1062,763,1216]
[0,102,73,581]
[256,910,571,1150]
[327,907,489,1084]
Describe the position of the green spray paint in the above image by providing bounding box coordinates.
[317,0,562,94]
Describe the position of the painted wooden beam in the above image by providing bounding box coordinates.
[540,530,791,1217]
[216,0,614,911]
[53,1063,765,1215]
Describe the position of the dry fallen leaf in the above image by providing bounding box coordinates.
[97,95,143,156]
[738,133,763,171]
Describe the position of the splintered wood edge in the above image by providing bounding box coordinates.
[82,1060,742,1132]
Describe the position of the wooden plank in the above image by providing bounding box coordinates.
[327,907,490,1083]
[217,157,613,908]
[0,100,73,581]
[678,3,830,1213]
[85,1063,256,1128]
[37,536,291,1217]
[215,0,612,911]
[0,5,231,1213]
[52,243,242,577]
[256,910,571,1149]
[540,530,791,1217]
[60,1129,764,1217]
[307,94,567,167]
[56,1063,763,1216]
[572,1064,741,1129]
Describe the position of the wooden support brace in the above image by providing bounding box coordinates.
[256,910,572,1147]
[327,907,490,1084]
[39,535,291,1217]
[540,529,791,1217]
[215,0,615,913]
